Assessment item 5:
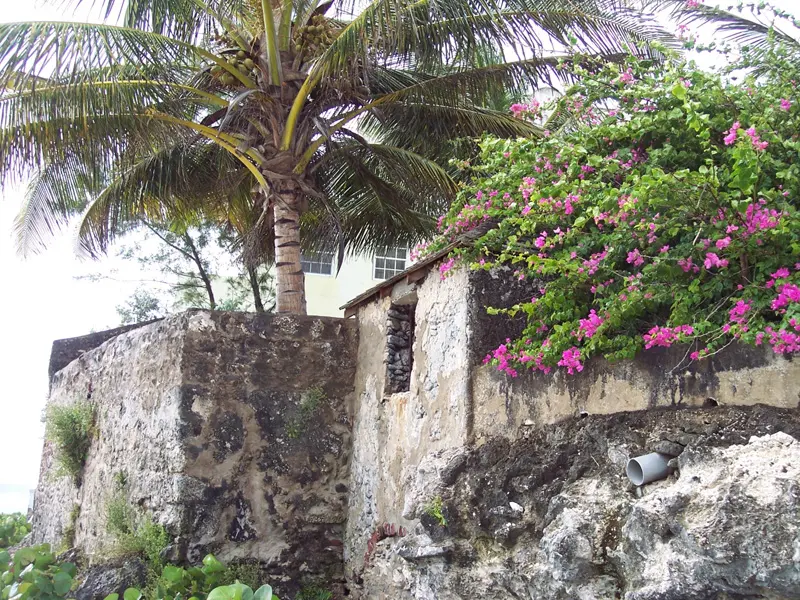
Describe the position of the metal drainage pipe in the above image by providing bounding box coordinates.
[626,453,671,486]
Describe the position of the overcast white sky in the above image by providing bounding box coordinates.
[0,0,142,513]
[0,0,797,513]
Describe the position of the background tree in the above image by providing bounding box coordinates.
[90,222,276,324]
[0,0,675,314]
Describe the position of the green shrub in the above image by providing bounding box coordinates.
[124,554,281,600]
[0,513,31,548]
[46,402,96,484]
[223,563,262,590]
[423,39,800,376]
[0,544,77,600]
[106,494,135,538]
[104,493,169,571]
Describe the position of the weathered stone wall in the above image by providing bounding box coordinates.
[345,268,472,571]
[33,318,187,551]
[348,266,800,599]
[34,311,357,597]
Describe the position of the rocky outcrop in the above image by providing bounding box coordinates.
[354,406,800,599]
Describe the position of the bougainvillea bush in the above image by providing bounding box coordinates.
[421,43,800,377]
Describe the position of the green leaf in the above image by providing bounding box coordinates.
[211,583,253,600]
[162,567,184,584]
[52,573,72,597]
[252,586,272,600]
[103,594,120,600]
[122,588,142,600]
[201,555,225,575]
[671,81,687,100]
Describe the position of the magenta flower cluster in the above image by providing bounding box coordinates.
[643,325,694,350]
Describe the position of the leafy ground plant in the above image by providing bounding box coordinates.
[111,555,281,600]
[0,544,77,600]
[46,402,95,484]
[0,513,31,548]
[285,388,326,439]
[423,36,800,377]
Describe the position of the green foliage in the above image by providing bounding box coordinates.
[116,289,164,325]
[285,388,326,439]
[423,497,447,527]
[0,0,677,316]
[0,544,77,600]
[105,491,169,571]
[122,554,281,600]
[0,514,30,549]
[425,39,800,377]
[45,403,95,484]
[110,515,169,572]
[221,564,261,591]
[294,586,332,600]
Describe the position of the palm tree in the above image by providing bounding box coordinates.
[0,0,674,314]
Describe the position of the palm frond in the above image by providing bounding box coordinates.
[313,0,676,82]
[14,154,99,256]
[359,101,542,155]
[309,141,456,254]
[646,0,800,52]
[77,141,252,256]
[0,21,204,91]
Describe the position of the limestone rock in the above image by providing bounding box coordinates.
[74,558,147,600]
[619,432,800,600]
[358,431,800,600]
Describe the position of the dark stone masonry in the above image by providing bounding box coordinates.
[385,304,414,394]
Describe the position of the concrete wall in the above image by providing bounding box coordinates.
[346,265,800,581]
[345,269,473,568]
[34,311,358,594]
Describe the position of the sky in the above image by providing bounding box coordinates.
[0,0,797,513]
[0,0,142,513]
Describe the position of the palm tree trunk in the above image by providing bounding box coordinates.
[272,181,307,314]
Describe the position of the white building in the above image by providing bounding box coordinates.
[302,246,409,317]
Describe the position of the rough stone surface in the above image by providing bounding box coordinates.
[74,557,148,600]
[48,320,161,382]
[385,304,414,394]
[353,406,800,599]
[346,269,472,572]
[33,311,357,598]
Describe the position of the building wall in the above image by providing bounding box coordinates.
[305,251,412,317]
[34,311,358,598]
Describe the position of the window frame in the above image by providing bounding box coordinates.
[373,246,408,280]
[300,250,335,276]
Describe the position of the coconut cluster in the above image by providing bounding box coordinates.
[294,15,336,59]
[211,49,258,87]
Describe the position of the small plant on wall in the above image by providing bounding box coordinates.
[45,402,96,485]
[423,496,448,527]
[105,487,170,571]
[285,388,326,439]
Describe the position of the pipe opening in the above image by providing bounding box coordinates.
[626,460,645,486]
[626,453,671,486]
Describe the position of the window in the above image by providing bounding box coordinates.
[374,246,407,280]
[301,251,334,275]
